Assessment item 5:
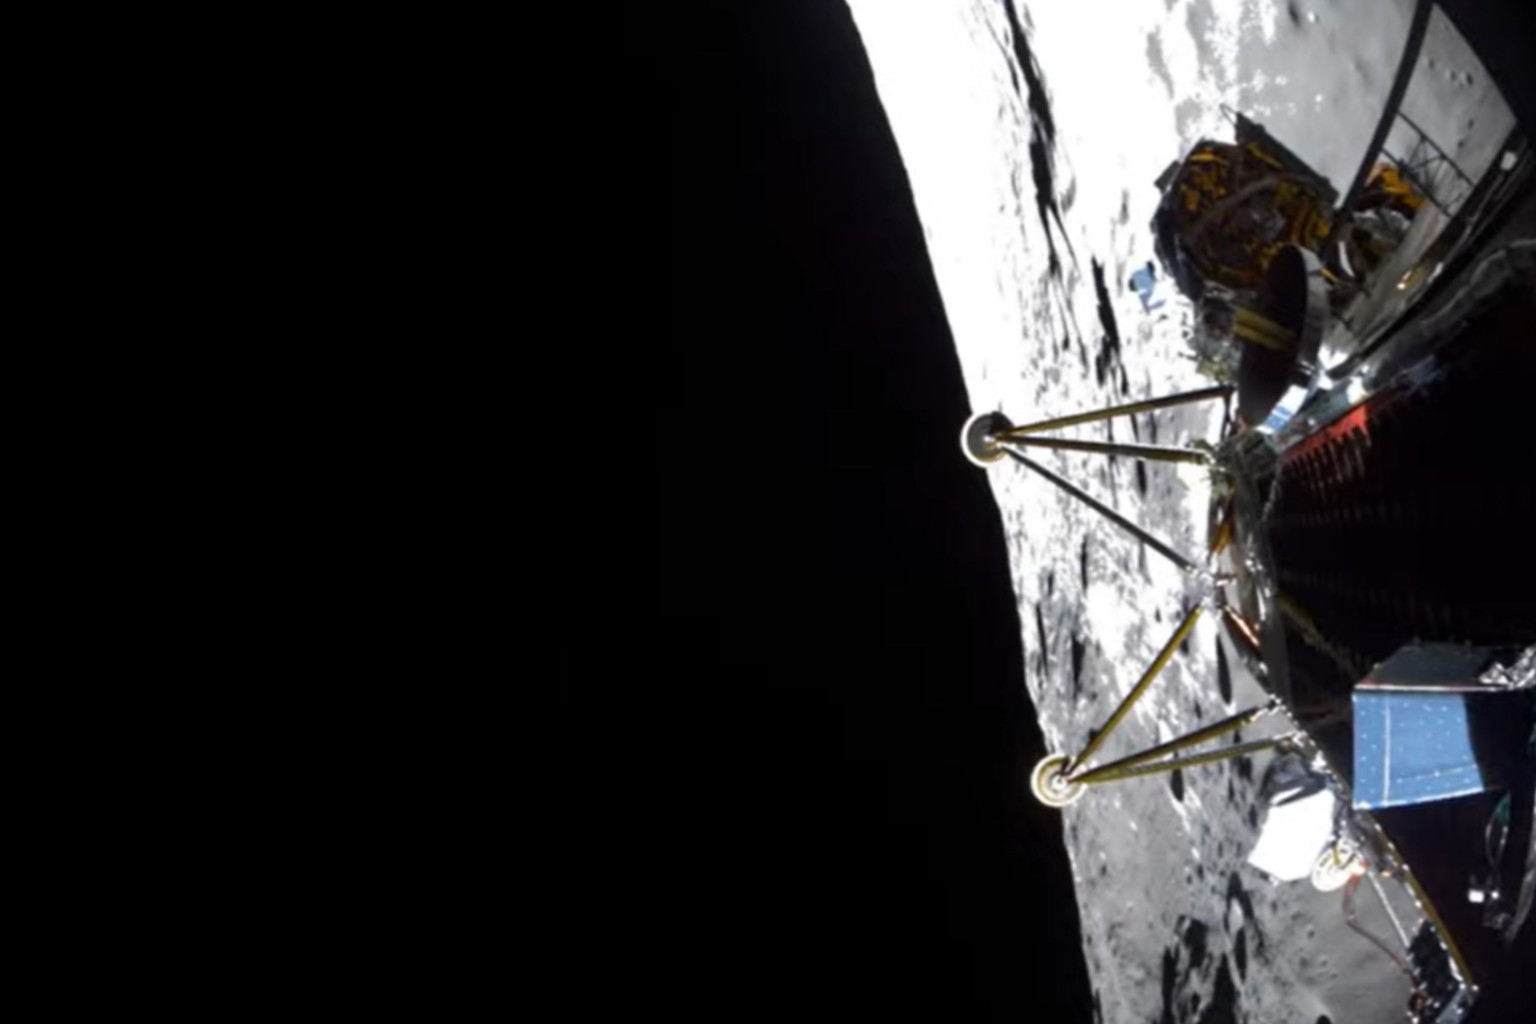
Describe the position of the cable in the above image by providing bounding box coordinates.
[1484,794,1510,869]
[1342,874,1427,1016]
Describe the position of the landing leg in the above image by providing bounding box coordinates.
[1030,753,1086,808]
[960,410,1015,467]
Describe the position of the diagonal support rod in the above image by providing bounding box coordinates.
[999,385,1233,437]
[1001,435,1212,464]
[1065,604,1204,775]
[1005,451,1199,572]
[1233,305,1296,352]
[1209,499,1236,557]
[1074,737,1288,782]
[1068,699,1280,784]
[1221,603,1264,660]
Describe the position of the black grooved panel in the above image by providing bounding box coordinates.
[1265,279,1536,692]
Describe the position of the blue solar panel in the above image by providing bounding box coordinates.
[1352,690,1486,810]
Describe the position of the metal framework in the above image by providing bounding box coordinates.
[966,382,1484,1017]
[960,385,1292,807]
[1323,0,1435,258]
[1383,110,1477,219]
[963,385,1233,574]
[1028,603,1290,808]
[1058,603,1286,789]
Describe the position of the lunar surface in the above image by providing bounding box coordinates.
[845,2,1514,1020]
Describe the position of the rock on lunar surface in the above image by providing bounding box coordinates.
[847,1,1507,1020]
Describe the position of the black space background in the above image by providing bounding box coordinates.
[657,1,1093,1018]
